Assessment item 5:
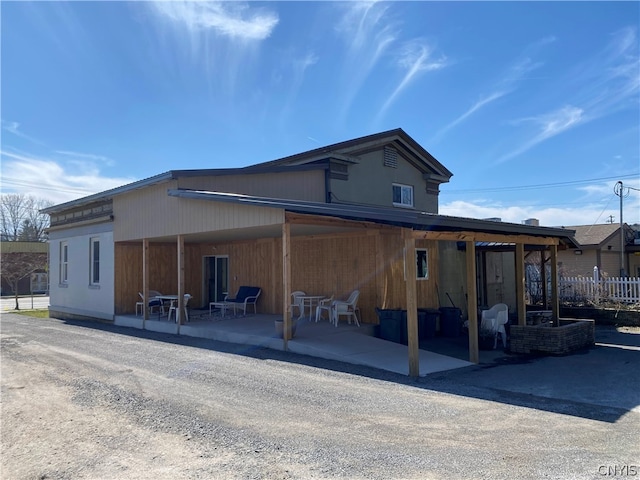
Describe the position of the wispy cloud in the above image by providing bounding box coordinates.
[1,147,133,204]
[55,150,115,167]
[431,45,550,143]
[376,40,447,121]
[276,51,318,128]
[433,91,508,144]
[497,27,639,164]
[496,105,585,164]
[1,117,134,206]
[265,49,319,132]
[146,1,278,95]
[1,120,47,146]
[334,2,397,122]
[289,52,318,100]
[149,1,278,41]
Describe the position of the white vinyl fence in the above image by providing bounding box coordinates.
[559,267,640,304]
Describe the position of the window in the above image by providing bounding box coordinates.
[392,183,413,208]
[416,249,428,280]
[60,242,68,284]
[90,238,100,285]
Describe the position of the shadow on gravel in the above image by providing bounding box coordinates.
[60,318,638,424]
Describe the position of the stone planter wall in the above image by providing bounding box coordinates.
[560,307,640,326]
[510,319,595,355]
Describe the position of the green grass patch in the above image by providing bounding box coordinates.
[12,309,49,318]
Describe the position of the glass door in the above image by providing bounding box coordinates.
[204,256,229,303]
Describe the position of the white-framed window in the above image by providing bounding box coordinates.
[90,238,100,285]
[416,249,428,280]
[403,248,430,280]
[392,183,414,208]
[60,242,68,284]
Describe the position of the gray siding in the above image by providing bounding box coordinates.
[329,149,439,212]
[178,170,325,202]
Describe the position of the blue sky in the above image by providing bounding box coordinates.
[1,1,639,227]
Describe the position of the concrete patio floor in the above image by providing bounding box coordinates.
[115,310,476,376]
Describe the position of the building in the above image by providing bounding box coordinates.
[0,241,48,296]
[557,223,640,278]
[42,129,577,375]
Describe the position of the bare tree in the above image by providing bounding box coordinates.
[0,194,52,242]
[1,252,48,309]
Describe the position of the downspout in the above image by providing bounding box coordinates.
[325,164,332,203]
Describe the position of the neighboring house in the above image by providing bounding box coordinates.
[0,241,49,295]
[557,223,640,278]
[42,129,577,374]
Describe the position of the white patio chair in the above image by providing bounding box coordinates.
[314,295,334,322]
[289,291,306,318]
[480,303,509,349]
[168,294,192,323]
[331,290,360,327]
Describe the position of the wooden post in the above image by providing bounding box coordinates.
[282,222,292,346]
[515,242,526,325]
[466,240,479,364]
[541,253,548,309]
[177,235,185,327]
[550,244,559,326]
[143,238,149,325]
[271,238,278,314]
[403,229,419,377]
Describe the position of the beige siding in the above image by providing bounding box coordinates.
[629,253,640,277]
[558,250,598,277]
[329,149,439,212]
[177,170,325,201]
[600,251,624,277]
[113,181,284,242]
[558,249,625,278]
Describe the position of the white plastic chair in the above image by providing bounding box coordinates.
[136,293,145,316]
[289,291,306,318]
[331,290,360,327]
[314,295,334,322]
[168,294,191,323]
[481,303,509,349]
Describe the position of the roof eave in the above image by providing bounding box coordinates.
[41,171,175,214]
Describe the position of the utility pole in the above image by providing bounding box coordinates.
[614,181,625,277]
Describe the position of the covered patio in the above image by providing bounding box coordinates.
[117,192,577,377]
[114,311,476,376]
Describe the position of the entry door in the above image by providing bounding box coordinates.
[205,256,229,303]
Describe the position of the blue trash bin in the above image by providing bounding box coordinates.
[375,308,405,344]
[418,308,439,339]
[439,307,462,337]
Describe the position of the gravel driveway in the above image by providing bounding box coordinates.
[1,313,638,479]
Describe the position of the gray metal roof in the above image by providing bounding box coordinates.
[40,129,449,215]
[167,189,577,245]
[253,128,454,179]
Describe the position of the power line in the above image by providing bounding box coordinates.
[441,173,639,194]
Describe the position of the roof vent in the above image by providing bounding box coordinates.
[384,146,398,168]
